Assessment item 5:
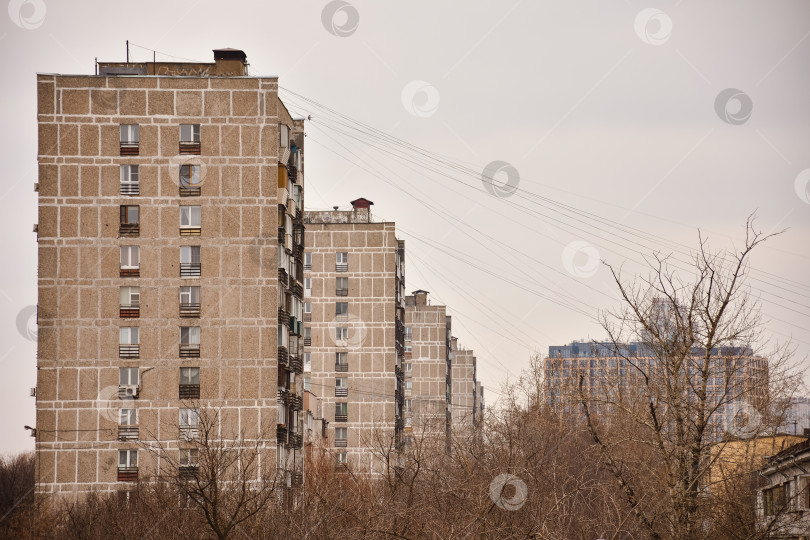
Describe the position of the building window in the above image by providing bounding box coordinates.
[180,327,200,357]
[335,377,348,397]
[303,327,311,347]
[119,205,139,236]
[405,362,412,372]
[120,124,139,156]
[119,328,139,358]
[118,367,139,399]
[179,449,199,477]
[179,286,201,317]
[120,246,139,277]
[336,277,348,296]
[179,164,202,196]
[119,286,140,318]
[336,451,347,465]
[335,302,348,320]
[404,399,412,412]
[180,206,201,235]
[304,252,312,270]
[405,345,412,354]
[179,124,201,154]
[335,402,348,422]
[120,165,139,196]
[118,450,138,481]
[405,327,412,341]
[335,352,348,372]
[118,409,138,440]
[335,427,347,447]
[279,124,290,148]
[179,408,200,440]
[304,277,312,298]
[179,367,200,399]
[405,381,412,391]
[303,377,311,392]
[304,352,311,372]
[335,326,349,342]
[180,246,201,277]
[763,484,787,516]
[336,252,348,272]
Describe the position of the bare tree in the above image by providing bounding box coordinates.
[579,219,800,540]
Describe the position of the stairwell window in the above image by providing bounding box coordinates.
[119,328,139,358]
[120,165,139,196]
[119,286,140,318]
[180,326,200,357]
[336,252,348,272]
[120,124,139,155]
[119,367,139,386]
[180,246,201,277]
[119,205,139,236]
[179,124,201,155]
[180,206,201,235]
[335,302,348,321]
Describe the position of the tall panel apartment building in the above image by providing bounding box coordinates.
[450,340,480,433]
[34,49,306,497]
[403,290,452,444]
[302,199,405,473]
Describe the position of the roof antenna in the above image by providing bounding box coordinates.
[126,40,130,63]
[333,206,338,211]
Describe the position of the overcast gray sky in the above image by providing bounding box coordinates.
[1,0,808,454]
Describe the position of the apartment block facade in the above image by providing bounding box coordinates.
[450,341,480,433]
[34,49,306,497]
[403,290,451,443]
[302,199,405,474]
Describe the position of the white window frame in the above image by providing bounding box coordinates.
[119,367,139,385]
[120,124,139,144]
[279,124,290,148]
[180,367,200,385]
[179,408,200,428]
[180,124,200,143]
[335,377,348,389]
[336,327,349,341]
[303,377,311,391]
[405,381,412,391]
[120,165,139,191]
[120,408,137,426]
[304,252,311,267]
[304,352,311,372]
[304,302,312,314]
[120,327,139,345]
[180,206,201,228]
[336,252,348,265]
[120,246,139,269]
[180,246,201,264]
[336,352,347,366]
[336,302,348,316]
[335,427,347,441]
[180,165,201,187]
[119,449,137,468]
[119,286,140,306]
[180,448,199,467]
[405,362,412,372]
[180,286,200,305]
[336,452,347,464]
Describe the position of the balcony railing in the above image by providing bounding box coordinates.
[336,263,348,272]
[179,465,199,479]
[179,344,200,358]
[336,288,348,297]
[277,424,288,444]
[179,141,201,155]
[278,308,289,326]
[180,303,201,318]
[119,223,139,237]
[120,183,140,196]
[180,226,201,236]
[119,304,140,318]
[278,346,289,367]
[117,467,138,482]
[335,363,348,372]
[120,267,139,278]
[278,268,288,288]
[303,337,311,346]
[179,384,200,399]
[290,355,303,374]
[180,427,199,441]
[289,394,303,411]
[118,425,139,440]
[119,344,139,358]
[334,439,347,448]
[290,432,303,448]
[288,165,298,184]
[335,313,348,322]
[120,143,139,156]
[294,282,304,298]
[335,388,348,397]
[180,263,201,277]
[335,414,348,422]
[179,186,201,197]
[277,227,285,243]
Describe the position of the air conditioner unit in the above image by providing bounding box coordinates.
[30,388,37,397]
[120,385,139,398]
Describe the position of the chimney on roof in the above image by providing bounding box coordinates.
[212,48,248,76]
[804,427,810,438]
[412,290,429,306]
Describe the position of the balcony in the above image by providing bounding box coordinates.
[118,223,139,237]
[118,425,139,440]
[180,263,201,277]
[278,346,289,367]
[119,344,139,358]
[120,267,139,278]
[293,282,304,298]
[120,143,139,156]
[179,141,201,155]
[289,394,303,411]
[180,226,201,236]
[277,227,285,243]
[290,355,303,374]
[335,388,348,398]
[278,268,288,288]
[179,384,200,399]
[335,363,348,373]
[119,304,140,318]
[293,244,304,259]
[179,344,200,358]
[334,439,347,448]
[117,467,138,482]
[290,432,303,449]
[277,424,288,444]
[334,414,347,423]
[335,288,348,297]
[179,186,201,197]
[278,307,290,326]
[180,303,201,318]
[288,165,298,184]
[120,183,140,196]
